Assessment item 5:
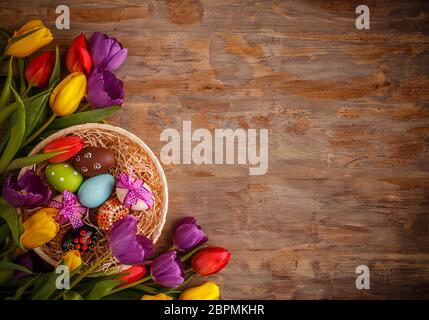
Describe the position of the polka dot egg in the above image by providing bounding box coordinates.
[97,198,129,231]
[45,162,83,193]
[62,225,98,254]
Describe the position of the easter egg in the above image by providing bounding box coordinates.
[78,174,115,208]
[97,198,129,231]
[62,225,98,254]
[116,180,154,211]
[50,193,87,226]
[45,162,83,192]
[73,147,115,177]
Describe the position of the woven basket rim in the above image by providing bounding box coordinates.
[17,123,168,267]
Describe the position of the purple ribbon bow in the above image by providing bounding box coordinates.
[116,167,154,209]
[49,190,86,229]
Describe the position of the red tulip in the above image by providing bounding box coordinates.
[25,51,56,88]
[66,34,92,75]
[191,247,231,276]
[43,136,84,163]
[118,265,147,287]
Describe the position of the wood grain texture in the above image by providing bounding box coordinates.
[1,0,429,299]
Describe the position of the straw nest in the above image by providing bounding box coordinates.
[19,124,168,272]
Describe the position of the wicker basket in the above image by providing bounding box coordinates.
[18,123,168,271]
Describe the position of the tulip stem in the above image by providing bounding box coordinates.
[77,102,89,113]
[108,275,152,295]
[0,246,15,259]
[22,113,56,147]
[18,58,26,95]
[180,244,207,262]
[21,84,32,98]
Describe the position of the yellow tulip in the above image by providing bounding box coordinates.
[21,208,59,250]
[49,72,87,116]
[141,293,173,300]
[179,282,220,300]
[63,250,82,271]
[6,19,53,58]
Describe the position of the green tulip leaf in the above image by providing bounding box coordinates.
[85,279,123,300]
[0,27,10,39]
[30,270,58,300]
[102,289,144,300]
[0,261,33,274]
[0,57,13,109]
[0,264,13,286]
[0,114,14,155]
[7,274,40,300]
[23,91,50,138]
[18,58,25,95]
[0,197,25,252]
[133,284,160,294]
[63,291,84,300]
[0,224,10,245]
[0,101,17,127]
[0,86,26,174]
[48,46,60,89]
[5,151,64,172]
[47,106,121,130]
[31,272,51,293]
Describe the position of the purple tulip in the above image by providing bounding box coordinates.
[173,217,208,252]
[86,69,124,108]
[2,170,52,208]
[14,253,33,281]
[151,250,185,288]
[109,215,153,265]
[88,32,128,71]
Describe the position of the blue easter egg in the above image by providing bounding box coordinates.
[78,174,115,208]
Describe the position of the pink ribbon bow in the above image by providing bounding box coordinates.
[116,166,154,209]
[49,190,86,229]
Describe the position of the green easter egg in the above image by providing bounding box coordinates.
[45,162,83,192]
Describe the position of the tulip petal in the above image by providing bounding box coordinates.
[109,216,150,265]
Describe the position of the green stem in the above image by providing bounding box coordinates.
[18,58,26,95]
[180,244,207,262]
[0,246,15,259]
[21,84,32,98]
[53,253,112,300]
[77,102,89,113]
[22,113,56,147]
[0,28,10,39]
[108,274,152,295]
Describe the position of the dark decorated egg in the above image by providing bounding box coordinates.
[73,147,115,177]
[62,225,98,254]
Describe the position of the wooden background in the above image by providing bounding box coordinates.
[1,0,429,299]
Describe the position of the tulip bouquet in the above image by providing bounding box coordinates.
[0,213,231,300]
[0,20,125,176]
[0,20,232,300]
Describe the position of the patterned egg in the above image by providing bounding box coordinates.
[45,162,83,192]
[73,147,115,177]
[97,198,129,231]
[62,225,98,254]
[78,174,115,208]
[116,179,155,211]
